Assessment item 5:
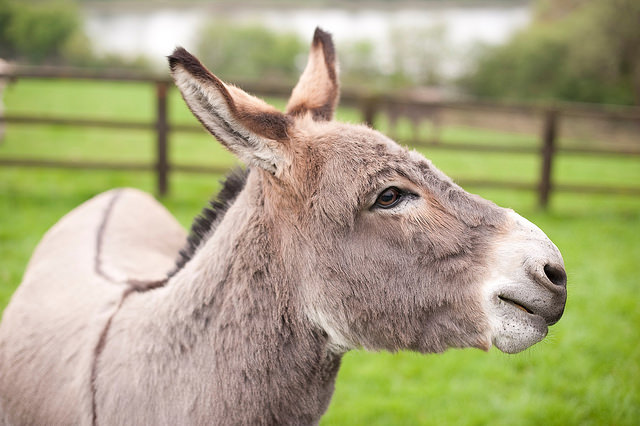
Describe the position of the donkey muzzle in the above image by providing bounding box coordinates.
[483,210,568,354]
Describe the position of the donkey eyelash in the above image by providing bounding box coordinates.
[371,187,418,211]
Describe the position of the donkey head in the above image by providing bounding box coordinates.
[169,28,566,355]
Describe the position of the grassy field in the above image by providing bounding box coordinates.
[1,79,639,424]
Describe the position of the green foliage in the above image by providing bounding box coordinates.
[0,0,151,69]
[339,40,380,85]
[193,21,453,90]
[389,22,450,86]
[338,23,453,90]
[461,0,640,105]
[0,0,85,64]
[195,22,306,83]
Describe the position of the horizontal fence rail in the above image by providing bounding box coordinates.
[1,66,639,208]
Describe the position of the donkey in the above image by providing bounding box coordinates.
[0,28,567,425]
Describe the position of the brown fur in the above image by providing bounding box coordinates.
[169,48,291,142]
[0,28,566,425]
[286,28,339,121]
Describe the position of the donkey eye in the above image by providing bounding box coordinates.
[374,187,403,209]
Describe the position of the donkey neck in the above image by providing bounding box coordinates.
[120,171,342,423]
[163,172,297,335]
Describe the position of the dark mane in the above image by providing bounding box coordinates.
[168,168,249,277]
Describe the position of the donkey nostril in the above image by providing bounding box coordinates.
[544,264,567,287]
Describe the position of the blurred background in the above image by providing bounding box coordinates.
[0,0,638,424]
[2,0,639,102]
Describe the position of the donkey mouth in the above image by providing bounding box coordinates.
[498,296,533,315]
[497,293,564,327]
[489,294,550,354]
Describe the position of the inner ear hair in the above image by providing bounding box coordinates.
[168,47,291,174]
[169,48,290,141]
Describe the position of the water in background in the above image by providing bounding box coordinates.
[83,3,530,78]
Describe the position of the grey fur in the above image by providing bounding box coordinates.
[0,28,566,425]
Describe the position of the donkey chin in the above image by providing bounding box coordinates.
[483,210,567,354]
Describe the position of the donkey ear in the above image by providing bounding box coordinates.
[169,48,291,174]
[285,27,339,121]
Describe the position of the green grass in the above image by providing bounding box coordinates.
[1,79,639,424]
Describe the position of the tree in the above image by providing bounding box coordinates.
[195,22,305,83]
[461,0,640,105]
[0,0,88,64]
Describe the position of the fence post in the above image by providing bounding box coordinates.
[361,95,379,128]
[155,81,169,196]
[539,109,558,209]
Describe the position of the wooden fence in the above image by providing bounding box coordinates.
[1,66,639,208]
